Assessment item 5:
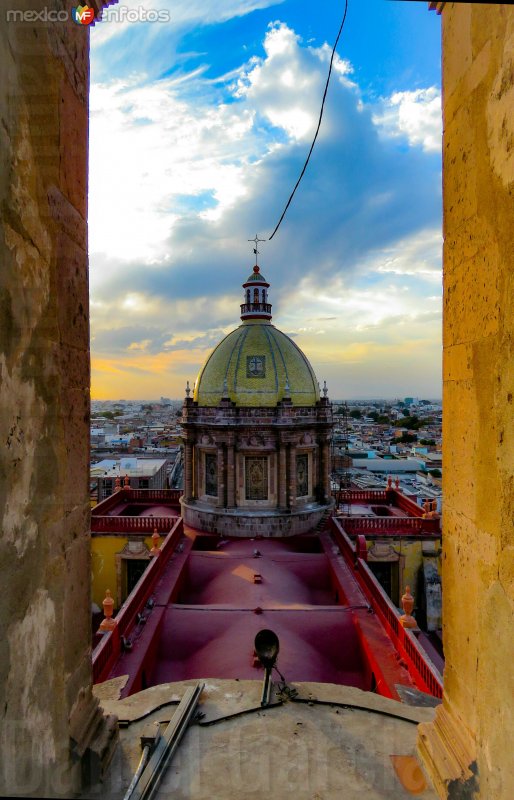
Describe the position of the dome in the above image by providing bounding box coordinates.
[245,266,268,283]
[193,320,319,407]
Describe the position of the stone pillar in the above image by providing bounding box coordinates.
[0,5,117,796]
[418,7,514,800]
[321,441,331,501]
[226,440,235,508]
[184,442,193,500]
[278,441,287,509]
[217,445,226,508]
[288,444,297,510]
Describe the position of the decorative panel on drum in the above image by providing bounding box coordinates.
[205,452,218,496]
[245,457,268,500]
[297,453,309,497]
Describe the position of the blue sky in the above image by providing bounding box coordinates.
[89,0,442,400]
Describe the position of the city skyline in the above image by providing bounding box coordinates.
[89,0,442,400]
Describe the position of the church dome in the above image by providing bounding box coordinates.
[193,262,319,407]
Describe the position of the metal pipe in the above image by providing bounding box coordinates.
[123,744,151,800]
[130,682,204,800]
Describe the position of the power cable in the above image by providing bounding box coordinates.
[268,0,350,241]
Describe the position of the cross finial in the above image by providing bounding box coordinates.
[248,234,266,265]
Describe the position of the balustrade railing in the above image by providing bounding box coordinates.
[92,488,183,517]
[126,489,182,501]
[240,302,272,314]
[329,517,443,698]
[91,516,177,533]
[92,517,184,683]
[334,490,388,503]
[340,516,440,534]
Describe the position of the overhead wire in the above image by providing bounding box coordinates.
[267,0,350,241]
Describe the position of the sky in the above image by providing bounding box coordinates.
[89,0,442,401]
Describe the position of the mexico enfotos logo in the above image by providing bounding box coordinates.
[6,4,171,24]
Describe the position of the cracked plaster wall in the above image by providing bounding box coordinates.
[0,3,93,795]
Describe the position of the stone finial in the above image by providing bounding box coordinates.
[423,498,431,517]
[99,590,116,631]
[150,528,161,557]
[400,586,417,629]
[395,477,400,489]
[114,476,121,492]
[222,377,229,399]
[124,474,130,487]
[387,475,393,489]
[323,380,328,398]
[185,380,191,398]
[284,378,291,399]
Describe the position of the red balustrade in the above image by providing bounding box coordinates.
[127,489,182,501]
[334,490,388,504]
[91,516,176,533]
[92,488,183,517]
[92,517,184,683]
[340,516,440,535]
[92,626,120,683]
[329,517,443,698]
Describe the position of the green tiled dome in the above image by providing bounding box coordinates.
[194,320,319,407]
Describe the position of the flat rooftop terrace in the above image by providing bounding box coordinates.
[151,537,365,687]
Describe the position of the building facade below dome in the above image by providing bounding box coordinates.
[181,262,334,537]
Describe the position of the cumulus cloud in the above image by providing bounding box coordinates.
[372,87,442,153]
[89,20,442,398]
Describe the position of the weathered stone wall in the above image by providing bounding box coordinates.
[0,3,113,795]
[419,5,514,799]
[181,499,332,537]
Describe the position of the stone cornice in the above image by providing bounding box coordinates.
[428,2,445,13]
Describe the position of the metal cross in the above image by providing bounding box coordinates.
[248,234,266,264]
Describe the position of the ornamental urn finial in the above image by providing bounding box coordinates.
[400,586,417,629]
[99,589,116,632]
[150,528,161,557]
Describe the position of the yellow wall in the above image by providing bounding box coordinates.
[91,535,155,609]
[419,6,514,799]
[366,539,440,608]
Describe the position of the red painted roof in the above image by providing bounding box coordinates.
[92,490,443,700]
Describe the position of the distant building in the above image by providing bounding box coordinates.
[91,457,167,500]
